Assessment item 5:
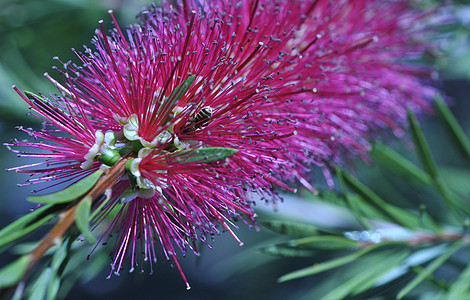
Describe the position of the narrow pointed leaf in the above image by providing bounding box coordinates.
[336,167,372,230]
[157,75,196,117]
[75,196,95,244]
[397,240,465,299]
[408,110,465,220]
[0,204,58,249]
[0,255,30,288]
[50,239,68,271]
[320,248,410,300]
[447,259,470,299]
[434,96,470,162]
[28,267,51,300]
[289,236,358,250]
[278,242,408,282]
[28,170,103,204]
[260,220,320,237]
[407,109,439,178]
[341,169,431,229]
[259,245,318,257]
[179,147,238,164]
[47,276,61,300]
[167,75,195,103]
[371,143,431,186]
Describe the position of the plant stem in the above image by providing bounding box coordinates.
[0,157,130,299]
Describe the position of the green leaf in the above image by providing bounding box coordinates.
[371,143,432,186]
[336,167,372,230]
[397,240,465,299]
[50,239,68,271]
[440,166,470,196]
[0,255,30,288]
[434,96,470,162]
[167,75,195,103]
[28,170,103,204]
[179,147,238,164]
[278,242,408,282]
[89,188,113,220]
[447,259,470,299]
[28,267,51,300]
[408,109,466,220]
[44,239,69,300]
[75,196,95,244]
[408,109,439,179]
[340,168,420,229]
[157,75,196,118]
[288,235,358,251]
[259,244,318,257]
[0,204,57,249]
[260,220,320,237]
[47,276,61,300]
[319,247,410,300]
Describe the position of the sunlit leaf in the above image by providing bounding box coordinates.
[28,170,103,204]
[75,196,95,244]
[157,75,196,118]
[167,75,195,103]
[0,255,30,288]
[288,235,358,250]
[47,276,61,300]
[278,242,409,282]
[178,147,238,164]
[319,247,410,300]
[446,259,470,299]
[28,267,51,300]
[0,204,58,249]
[397,241,465,299]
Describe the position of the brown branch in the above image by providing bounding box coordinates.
[27,157,130,272]
[0,157,130,299]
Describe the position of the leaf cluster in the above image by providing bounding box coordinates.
[259,97,470,299]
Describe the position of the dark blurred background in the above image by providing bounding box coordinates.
[1,0,470,299]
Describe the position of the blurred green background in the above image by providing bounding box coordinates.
[1,0,470,299]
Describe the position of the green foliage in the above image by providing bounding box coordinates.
[75,197,95,244]
[28,170,103,204]
[0,204,58,250]
[179,147,238,163]
[259,99,470,299]
[0,255,30,288]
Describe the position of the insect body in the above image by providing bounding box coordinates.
[182,106,213,133]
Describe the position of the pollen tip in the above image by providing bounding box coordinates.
[99,20,104,24]
[239,242,244,247]
[108,9,114,14]
[11,85,16,89]
[43,72,48,77]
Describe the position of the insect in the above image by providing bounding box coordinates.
[182,106,213,133]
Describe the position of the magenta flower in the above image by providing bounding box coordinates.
[7,0,437,289]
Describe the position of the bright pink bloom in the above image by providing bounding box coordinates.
[7,0,438,289]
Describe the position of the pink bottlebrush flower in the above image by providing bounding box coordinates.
[7,0,438,289]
